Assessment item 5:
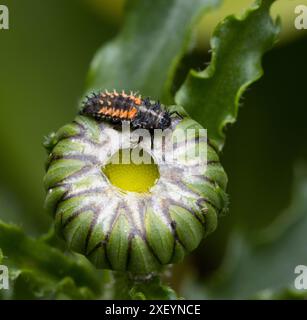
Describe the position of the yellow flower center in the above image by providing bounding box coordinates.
[103,149,160,193]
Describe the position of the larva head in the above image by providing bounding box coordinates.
[158,112,172,130]
[80,93,101,117]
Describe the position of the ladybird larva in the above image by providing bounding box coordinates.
[80,90,172,130]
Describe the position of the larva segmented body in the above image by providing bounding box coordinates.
[80,90,171,130]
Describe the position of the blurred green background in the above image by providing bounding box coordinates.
[0,0,307,298]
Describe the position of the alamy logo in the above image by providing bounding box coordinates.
[0,265,9,290]
[294,265,307,290]
[294,5,307,29]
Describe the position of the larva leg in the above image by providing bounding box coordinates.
[169,111,184,119]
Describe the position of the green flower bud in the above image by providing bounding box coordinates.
[43,105,228,274]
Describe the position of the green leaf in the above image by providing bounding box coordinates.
[111,272,178,300]
[86,0,221,102]
[0,220,104,299]
[175,0,280,149]
[188,163,307,299]
[9,271,95,300]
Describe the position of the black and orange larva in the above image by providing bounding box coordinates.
[80,90,172,130]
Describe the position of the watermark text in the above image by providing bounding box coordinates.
[0,5,9,30]
[294,5,307,29]
[0,265,9,290]
[294,265,307,290]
